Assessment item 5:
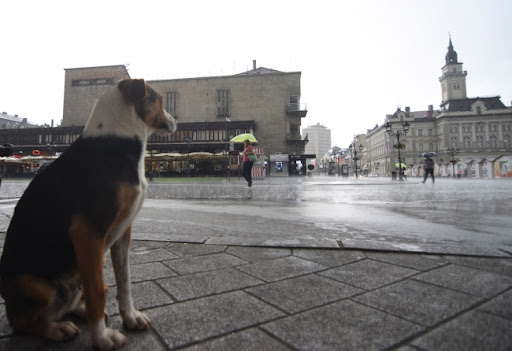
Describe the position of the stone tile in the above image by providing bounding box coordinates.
[226,246,291,262]
[247,273,363,314]
[146,291,285,349]
[293,248,365,267]
[157,268,263,301]
[236,256,328,282]
[365,252,450,271]
[181,328,292,351]
[414,264,512,297]
[262,300,422,351]
[163,253,247,275]
[129,248,180,265]
[0,303,12,337]
[106,281,174,316]
[412,310,512,351]
[131,240,169,251]
[104,262,177,286]
[318,259,418,290]
[166,243,227,257]
[447,256,512,277]
[353,279,481,327]
[477,289,512,320]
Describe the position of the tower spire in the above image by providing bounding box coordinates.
[445,35,458,64]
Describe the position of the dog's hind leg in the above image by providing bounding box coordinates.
[70,216,127,350]
[111,225,151,330]
[5,275,80,341]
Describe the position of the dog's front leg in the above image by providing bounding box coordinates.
[70,217,127,350]
[111,225,151,330]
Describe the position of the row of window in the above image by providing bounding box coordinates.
[449,124,511,133]
[165,91,300,119]
[450,136,511,149]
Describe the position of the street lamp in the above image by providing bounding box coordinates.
[349,143,363,178]
[384,121,409,181]
[446,148,459,179]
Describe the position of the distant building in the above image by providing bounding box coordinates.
[365,37,512,178]
[0,112,36,129]
[302,123,331,165]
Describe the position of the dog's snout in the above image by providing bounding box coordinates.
[164,111,177,133]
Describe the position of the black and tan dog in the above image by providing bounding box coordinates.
[0,79,176,349]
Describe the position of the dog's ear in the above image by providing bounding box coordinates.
[118,79,146,102]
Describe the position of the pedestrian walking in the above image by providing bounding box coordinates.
[242,139,255,187]
[422,156,435,184]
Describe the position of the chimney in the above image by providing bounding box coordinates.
[428,105,433,112]
[253,60,256,70]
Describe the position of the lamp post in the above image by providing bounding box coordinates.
[446,148,459,178]
[384,121,409,181]
[349,143,363,178]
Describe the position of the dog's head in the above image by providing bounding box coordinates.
[118,79,176,135]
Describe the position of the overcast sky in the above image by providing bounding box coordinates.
[1,0,511,148]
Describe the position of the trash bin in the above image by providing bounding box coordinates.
[391,171,397,180]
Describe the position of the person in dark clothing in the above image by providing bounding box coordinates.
[422,156,435,184]
[242,139,255,187]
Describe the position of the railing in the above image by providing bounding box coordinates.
[286,103,308,112]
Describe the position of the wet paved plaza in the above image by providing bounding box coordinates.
[0,176,511,350]
[1,176,511,257]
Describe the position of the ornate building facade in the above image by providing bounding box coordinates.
[366,38,512,178]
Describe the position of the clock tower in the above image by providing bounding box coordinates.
[439,37,468,103]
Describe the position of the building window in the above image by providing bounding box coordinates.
[476,106,481,115]
[418,129,423,136]
[490,136,498,149]
[450,137,458,149]
[428,129,433,136]
[504,136,511,149]
[419,143,424,152]
[217,90,230,118]
[428,143,434,151]
[288,95,300,110]
[476,135,485,149]
[165,92,178,118]
[463,136,471,149]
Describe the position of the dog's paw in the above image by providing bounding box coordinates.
[93,328,127,350]
[122,310,151,330]
[47,321,80,341]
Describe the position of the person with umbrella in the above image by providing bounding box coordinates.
[242,139,256,187]
[422,155,435,184]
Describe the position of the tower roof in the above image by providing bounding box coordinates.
[445,36,458,64]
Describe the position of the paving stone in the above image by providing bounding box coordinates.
[247,273,363,314]
[293,248,365,267]
[236,256,328,282]
[129,248,180,265]
[131,240,169,251]
[414,264,512,298]
[412,310,512,351]
[157,268,263,301]
[163,253,247,275]
[166,243,227,257]
[477,289,512,320]
[365,252,450,271]
[353,279,481,327]
[181,328,292,351]
[226,246,291,262]
[0,303,12,337]
[318,259,418,290]
[104,262,177,286]
[447,256,512,277]
[106,281,174,316]
[262,300,423,351]
[146,291,285,349]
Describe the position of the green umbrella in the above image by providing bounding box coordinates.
[395,163,407,169]
[230,133,258,143]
